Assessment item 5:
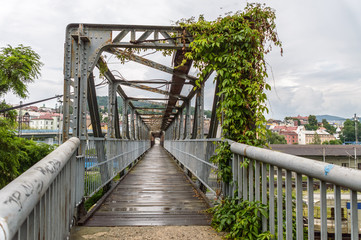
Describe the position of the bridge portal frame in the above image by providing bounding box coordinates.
[62,23,220,147]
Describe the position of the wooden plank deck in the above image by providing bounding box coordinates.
[83,144,211,226]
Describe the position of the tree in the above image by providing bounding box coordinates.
[0,44,42,98]
[322,119,336,134]
[305,115,318,130]
[312,133,321,144]
[267,131,287,144]
[341,119,361,142]
[322,139,342,145]
[0,45,53,189]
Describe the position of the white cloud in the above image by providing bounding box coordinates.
[1,0,361,120]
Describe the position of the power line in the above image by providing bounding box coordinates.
[1,76,116,113]
[0,95,63,113]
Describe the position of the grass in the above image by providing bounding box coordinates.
[84,188,104,211]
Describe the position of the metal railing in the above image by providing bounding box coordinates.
[164,139,221,197]
[0,137,81,240]
[84,139,150,197]
[165,139,361,239]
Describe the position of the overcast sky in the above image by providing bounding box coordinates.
[1,0,361,120]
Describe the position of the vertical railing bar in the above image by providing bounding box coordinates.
[308,177,314,240]
[261,163,267,232]
[47,188,51,239]
[351,190,359,240]
[249,159,254,202]
[49,183,53,240]
[255,160,260,202]
[320,180,327,240]
[285,170,292,240]
[60,165,65,238]
[334,185,341,240]
[39,194,44,240]
[277,167,283,240]
[237,154,242,199]
[232,153,237,198]
[55,175,59,240]
[296,173,303,240]
[33,204,38,239]
[269,165,275,236]
[243,156,248,201]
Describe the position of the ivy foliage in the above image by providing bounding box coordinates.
[180,3,282,146]
[209,198,272,239]
[179,4,282,186]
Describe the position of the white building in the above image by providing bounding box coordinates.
[29,113,62,130]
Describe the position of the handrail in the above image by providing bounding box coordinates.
[230,142,361,192]
[0,137,80,240]
[165,139,361,239]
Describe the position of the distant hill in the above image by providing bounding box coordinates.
[316,115,347,122]
[96,96,212,118]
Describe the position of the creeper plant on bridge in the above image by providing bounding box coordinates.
[179,3,282,184]
[178,3,283,239]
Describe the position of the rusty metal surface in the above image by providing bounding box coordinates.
[161,50,193,130]
[84,144,211,226]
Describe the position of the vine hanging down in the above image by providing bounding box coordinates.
[178,3,282,182]
[179,3,283,145]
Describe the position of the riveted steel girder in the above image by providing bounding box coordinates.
[63,23,210,137]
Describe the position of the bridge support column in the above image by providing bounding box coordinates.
[196,87,204,139]
[108,83,117,138]
[130,108,135,140]
[179,111,184,140]
[191,96,198,139]
[135,114,139,140]
[174,114,179,140]
[184,100,191,139]
[122,99,130,139]
[207,77,220,139]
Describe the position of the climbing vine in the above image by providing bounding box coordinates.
[178,4,283,239]
[178,3,282,183]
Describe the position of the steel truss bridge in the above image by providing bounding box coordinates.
[1,24,361,240]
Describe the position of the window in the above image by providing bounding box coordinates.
[342,163,349,167]
[358,163,361,170]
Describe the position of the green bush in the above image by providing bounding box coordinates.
[209,198,272,240]
[0,125,55,189]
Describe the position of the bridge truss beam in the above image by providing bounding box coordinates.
[63,23,218,142]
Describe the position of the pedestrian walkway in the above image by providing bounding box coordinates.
[82,144,211,226]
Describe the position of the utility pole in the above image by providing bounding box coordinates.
[354,113,358,144]
[18,101,22,137]
[57,98,63,145]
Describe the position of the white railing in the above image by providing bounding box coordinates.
[0,137,80,240]
[165,139,361,239]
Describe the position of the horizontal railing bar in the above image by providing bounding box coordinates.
[170,147,218,169]
[85,146,145,170]
[171,138,222,142]
[230,142,361,192]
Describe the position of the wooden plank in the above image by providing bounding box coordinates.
[83,144,211,226]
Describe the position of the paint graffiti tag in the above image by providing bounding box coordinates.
[3,160,60,212]
[3,191,22,211]
[35,160,61,175]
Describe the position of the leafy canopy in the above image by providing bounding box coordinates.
[341,119,361,142]
[0,44,43,98]
[0,46,52,189]
[305,115,318,131]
